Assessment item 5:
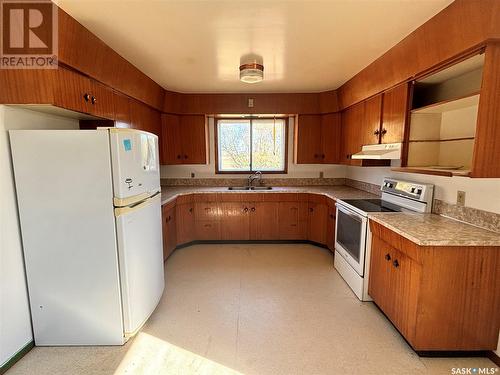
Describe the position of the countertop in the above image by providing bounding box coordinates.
[368,212,500,247]
[160,185,377,205]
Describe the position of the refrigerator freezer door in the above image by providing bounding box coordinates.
[115,193,165,336]
[9,130,124,345]
[109,129,160,206]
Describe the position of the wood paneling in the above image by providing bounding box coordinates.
[369,220,500,351]
[130,99,161,135]
[0,69,57,104]
[220,202,250,240]
[58,8,164,110]
[338,0,500,109]
[113,92,132,128]
[307,202,328,245]
[471,42,500,177]
[362,94,383,146]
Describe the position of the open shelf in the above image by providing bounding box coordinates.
[411,92,480,114]
[392,167,471,177]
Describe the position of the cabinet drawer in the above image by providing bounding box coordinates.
[195,221,221,240]
[194,202,220,221]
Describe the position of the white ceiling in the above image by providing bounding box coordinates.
[56,0,454,93]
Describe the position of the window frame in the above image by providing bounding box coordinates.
[214,117,289,174]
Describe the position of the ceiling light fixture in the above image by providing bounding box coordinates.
[239,62,264,84]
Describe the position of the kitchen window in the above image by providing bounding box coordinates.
[215,117,287,173]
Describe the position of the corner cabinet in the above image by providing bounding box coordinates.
[161,114,208,165]
[369,220,500,351]
[294,113,341,164]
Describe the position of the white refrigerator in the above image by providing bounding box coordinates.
[9,128,164,345]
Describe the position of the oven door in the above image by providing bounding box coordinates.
[335,203,368,276]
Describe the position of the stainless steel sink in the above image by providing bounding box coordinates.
[227,186,273,191]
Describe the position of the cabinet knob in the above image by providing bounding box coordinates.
[385,253,391,261]
[321,154,325,159]
[251,207,256,212]
[177,155,181,159]
[393,259,399,268]
[244,207,249,212]
[329,214,334,219]
[309,207,314,212]
[314,154,319,158]
[374,129,380,136]
[381,128,387,135]
[189,208,193,213]
[91,96,97,105]
[83,93,90,102]
[183,155,188,159]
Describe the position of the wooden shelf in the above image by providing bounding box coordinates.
[411,92,480,114]
[392,167,471,177]
[408,137,475,143]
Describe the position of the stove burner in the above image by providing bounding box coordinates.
[339,199,404,213]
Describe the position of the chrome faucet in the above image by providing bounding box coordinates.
[248,171,262,187]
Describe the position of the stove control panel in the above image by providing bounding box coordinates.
[381,178,434,203]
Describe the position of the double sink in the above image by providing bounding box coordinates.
[228,186,273,191]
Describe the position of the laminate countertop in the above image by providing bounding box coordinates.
[160,185,377,205]
[368,212,500,247]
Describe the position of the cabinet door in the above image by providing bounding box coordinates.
[89,80,115,120]
[195,221,221,240]
[340,103,364,165]
[307,203,328,244]
[321,113,341,163]
[368,234,393,315]
[326,206,336,251]
[220,202,250,240]
[0,69,57,104]
[162,205,177,260]
[194,202,220,221]
[161,114,183,164]
[295,114,322,163]
[381,83,409,144]
[363,94,383,145]
[179,115,208,164]
[176,203,194,245]
[278,201,308,240]
[54,67,90,114]
[250,202,280,240]
[113,92,131,128]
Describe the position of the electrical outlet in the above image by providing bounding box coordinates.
[248,98,254,108]
[319,171,324,179]
[191,172,195,178]
[456,191,466,206]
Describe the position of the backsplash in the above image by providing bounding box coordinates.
[433,199,500,233]
[344,178,382,196]
[161,177,346,187]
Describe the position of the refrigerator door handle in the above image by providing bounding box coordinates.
[114,193,161,217]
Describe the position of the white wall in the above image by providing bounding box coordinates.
[0,105,79,367]
[161,117,347,179]
[346,166,500,214]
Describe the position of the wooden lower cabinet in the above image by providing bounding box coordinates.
[176,202,194,245]
[278,201,308,240]
[220,202,250,240]
[326,206,336,251]
[250,202,279,240]
[307,202,328,245]
[369,220,500,351]
[162,204,176,260]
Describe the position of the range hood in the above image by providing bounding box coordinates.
[351,143,402,160]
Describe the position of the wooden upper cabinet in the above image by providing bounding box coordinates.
[161,114,208,165]
[471,42,500,178]
[113,93,132,128]
[161,114,183,164]
[321,113,341,163]
[340,102,363,165]
[380,83,409,144]
[129,99,161,135]
[295,114,322,163]
[180,115,208,164]
[89,80,115,120]
[0,69,57,104]
[362,94,383,145]
[295,114,340,164]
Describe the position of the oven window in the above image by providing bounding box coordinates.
[336,209,363,262]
